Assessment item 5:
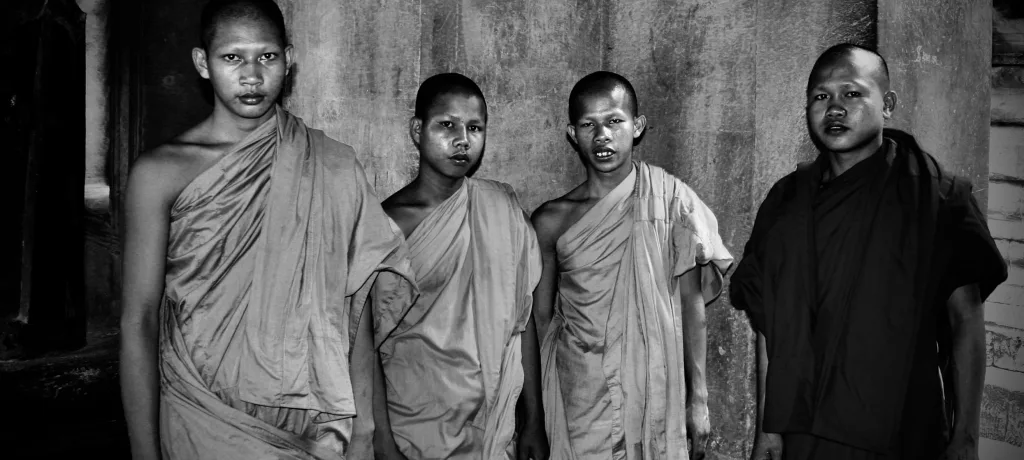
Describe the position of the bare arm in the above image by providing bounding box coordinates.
[756,332,768,432]
[946,283,986,450]
[372,351,407,459]
[679,269,710,458]
[680,269,708,409]
[120,157,174,460]
[750,332,782,460]
[518,316,545,425]
[348,301,376,458]
[530,208,560,337]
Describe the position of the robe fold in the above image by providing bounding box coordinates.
[159,106,419,459]
[382,178,542,459]
[541,162,734,460]
[730,129,1008,458]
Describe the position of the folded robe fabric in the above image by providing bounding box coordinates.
[159,106,419,459]
[729,129,1008,456]
[382,178,542,460]
[541,161,734,460]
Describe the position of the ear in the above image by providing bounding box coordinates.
[409,117,423,147]
[633,114,647,139]
[284,44,295,75]
[882,91,898,120]
[192,47,210,80]
[566,123,578,145]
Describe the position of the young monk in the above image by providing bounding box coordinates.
[731,44,1008,460]
[375,73,549,460]
[531,71,734,460]
[119,1,418,458]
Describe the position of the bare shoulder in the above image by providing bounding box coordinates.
[381,184,431,239]
[128,126,226,207]
[530,189,583,250]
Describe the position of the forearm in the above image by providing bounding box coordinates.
[756,332,768,432]
[682,294,709,405]
[950,310,986,442]
[349,306,376,457]
[373,351,404,457]
[518,316,545,425]
[120,320,161,460]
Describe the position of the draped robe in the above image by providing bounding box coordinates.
[382,178,541,459]
[541,162,734,460]
[159,106,419,459]
[730,129,1008,458]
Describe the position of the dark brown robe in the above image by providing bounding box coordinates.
[730,129,1007,459]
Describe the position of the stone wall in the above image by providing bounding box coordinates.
[981,2,1024,456]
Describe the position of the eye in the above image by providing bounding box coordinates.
[223,54,241,62]
[260,53,277,61]
[813,94,828,101]
[610,119,623,124]
[846,91,861,97]
[438,121,453,128]
[580,122,593,128]
[468,125,484,132]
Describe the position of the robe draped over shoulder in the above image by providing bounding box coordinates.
[541,162,734,460]
[159,106,419,459]
[382,178,541,460]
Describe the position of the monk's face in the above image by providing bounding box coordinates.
[806,52,894,156]
[192,17,293,122]
[567,86,646,174]
[412,93,487,180]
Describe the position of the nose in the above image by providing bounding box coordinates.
[826,101,846,118]
[594,124,611,144]
[240,61,263,87]
[453,126,470,150]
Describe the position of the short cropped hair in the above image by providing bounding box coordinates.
[413,73,487,121]
[568,71,638,123]
[200,0,288,50]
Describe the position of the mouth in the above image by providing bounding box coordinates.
[238,94,266,105]
[450,152,471,165]
[593,148,615,160]
[824,122,849,135]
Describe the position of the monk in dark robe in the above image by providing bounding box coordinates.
[119,1,418,458]
[532,71,734,460]
[731,44,1008,460]
[375,73,549,460]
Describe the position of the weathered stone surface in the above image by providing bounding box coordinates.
[987,325,1024,372]
[415,0,602,212]
[991,126,1024,181]
[140,0,208,150]
[983,381,1024,447]
[879,0,992,205]
[278,0,423,200]
[604,0,761,454]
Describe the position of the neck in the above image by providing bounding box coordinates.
[207,103,276,144]
[583,161,634,199]
[825,134,884,180]
[412,167,465,206]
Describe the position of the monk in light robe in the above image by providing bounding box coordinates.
[119,2,418,458]
[375,73,549,460]
[732,44,1007,460]
[531,71,734,460]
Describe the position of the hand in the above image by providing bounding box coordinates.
[687,402,711,460]
[939,436,979,460]
[517,423,550,460]
[749,432,783,460]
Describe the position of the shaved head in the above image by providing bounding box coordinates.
[200,0,287,50]
[568,71,639,123]
[808,43,890,93]
[414,73,487,121]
